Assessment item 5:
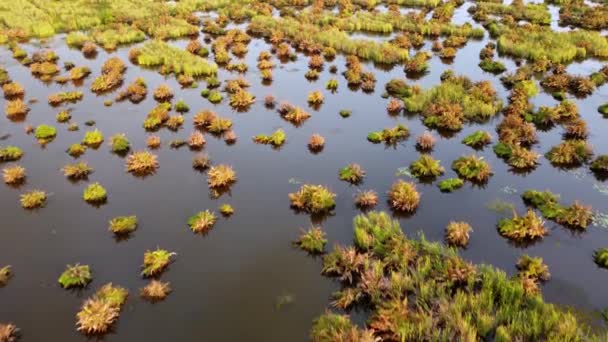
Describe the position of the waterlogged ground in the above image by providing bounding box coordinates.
[0,5,608,342]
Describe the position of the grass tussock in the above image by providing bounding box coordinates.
[445,221,472,247]
[354,190,378,209]
[388,180,420,212]
[91,57,125,93]
[58,264,92,289]
[451,155,492,183]
[253,129,286,147]
[76,283,127,335]
[141,280,171,302]
[132,40,217,77]
[207,165,236,189]
[2,165,25,185]
[0,323,19,341]
[296,226,327,254]
[289,184,336,214]
[522,190,592,229]
[410,155,444,179]
[62,162,93,180]
[0,265,12,287]
[339,164,365,184]
[109,216,137,235]
[367,124,409,144]
[83,182,107,203]
[20,190,46,209]
[126,151,158,176]
[141,248,175,277]
[188,210,217,234]
[498,210,547,242]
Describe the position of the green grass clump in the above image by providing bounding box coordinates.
[133,41,217,77]
[353,211,402,256]
[522,190,592,229]
[451,155,492,183]
[462,130,491,148]
[82,129,104,148]
[498,210,547,242]
[110,134,130,154]
[174,99,189,113]
[296,226,327,254]
[83,182,107,203]
[438,178,464,192]
[0,146,23,161]
[253,129,286,147]
[188,210,217,234]
[545,140,592,166]
[48,91,83,105]
[56,110,71,123]
[289,184,336,214]
[76,283,128,335]
[599,104,608,117]
[590,155,608,174]
[339,109,351,118]
[109,216,137,235]
[0,265,11,286]
[496,25,608,63]
[62,162,93,179]
[404,76,502,129]
[316,209,600,340]
[141,248,175,277]
[445,221,472,247]
[594,248,608,269]
[34,124,57,143]
[385,79,412,97]
[58,264,92,288]
[367,124,409,144]
[338,164,365,184]
[326,79,338,91]
[67,144,86,158]
[208,91,223,103]
[219,204,234,216]
[20,190,46,209]
[410,154,444,179]
[471,2,551,25]
[516,255,550,282]
[388,179,420,212]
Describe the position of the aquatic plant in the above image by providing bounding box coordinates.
[141,248,175,277]
[2,165,25,185]
[187,131,205,150]
[498,210,547,242]
[132,41,217,77]
[445,221,472,247]
[67,144,86,158]
[90,57,125,93]
[126,151,158,176]
[56,110,71,123]
[192,154,211,171]
[479,59,506,74]
[281,105,311,125]
[117,77,147,103]
[0,265,11,286]
[82,129,104,148]
[188,210,217,234]
[599,104,608,118]
[0,146,23,162]
[208,91,223,104]
[141,280,171,302]
[367,124,409,144]
[108,216,137,235]
[438,178,464,192]
[289,184,336,214]
[522,190,592,229]
[146,135,161,150]
[58,264,92,289]
[388,180,419,212]
[462,130,491,149]
[308,134,325,151]
[83,183,107,203]
[410,154,444,179]
[69,66,91,81]
[5,99,29,119]
[0,322,19,341]
[153,84,173,102]
[451,155,492,183]
[353,211,402,256]
[508,146,540,170]
[416,131,436,151]
[326,79,338,91]
[2,82,24,98]
[48,91,83,106]
[110,134,130,154]
[339,164,365,184]
[62,162,92,180]
[219,204,234,216]
[516,255,550,282]
[253,129,286,147]
[76,283,127,335]
[590,155,608,174]
[296,226,327,254]
[354,190,378,209]
[594,248,608,269]
[165,115,184,131]
[20,190,46,209]
[545,140,592,166]
[229,89,255,109]
[307,91,324,105]
[33,124,57,144]
[174,99,189,113]
[207,165,236,189]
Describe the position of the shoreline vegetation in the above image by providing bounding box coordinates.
[0,0,607,340]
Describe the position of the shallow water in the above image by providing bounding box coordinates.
[0,6,608,342]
